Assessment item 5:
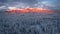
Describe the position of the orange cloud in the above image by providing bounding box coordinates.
[6,8,54,14]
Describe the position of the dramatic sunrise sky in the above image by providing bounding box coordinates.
[0,0,60,10]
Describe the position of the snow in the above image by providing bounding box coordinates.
[0,11,60,34]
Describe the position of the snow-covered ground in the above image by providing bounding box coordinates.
[0,11,60,34]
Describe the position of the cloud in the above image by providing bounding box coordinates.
[0,6,8,11]
[0,0,60,10]
[37,0,60,10]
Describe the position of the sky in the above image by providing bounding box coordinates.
[0,0,60,10]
